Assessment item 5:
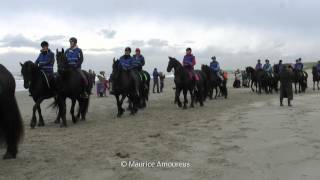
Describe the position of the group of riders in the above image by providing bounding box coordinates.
[255,58,306,76]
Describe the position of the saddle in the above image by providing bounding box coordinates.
[137,71,148,81]
[187,71,199,81]
[40,70,52,89]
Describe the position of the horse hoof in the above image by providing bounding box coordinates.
[30,122,36,129]
[3,152,16,160]
[183,106,187,109]
[38,122,45,127]
[60,123,67,128]
[54,120,60,124]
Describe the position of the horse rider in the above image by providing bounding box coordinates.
[132,48,145,71]
[278,60,284,73]
[182,47,197,80]
[65,37,88,98]
[294,58,304,72]
[255,59,263,71]
[316,60,320,75]
[263,59,273,77]
[210,56,223,80]
[118,47,140,96]
[35,41,55,88]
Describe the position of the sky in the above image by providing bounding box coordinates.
[0,0,320,74]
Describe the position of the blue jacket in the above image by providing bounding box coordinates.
[294,62,303,71]
[35,49,55,73]
[210,61,220,72]
[119,55,132,70]
[263,63,272,73]
[65,47,83,68]
[132,55,145,69]
[153,70,159,79]
[278,64,283,72]
[316,63,320,72]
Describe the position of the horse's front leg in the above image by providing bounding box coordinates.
[115,94,124,117]
[190,89,195,108]
[183,89,188,109]
[36,98,45,127]
[30,99,40,129]
[318,81,320,90]
[70,99,77,124]
[313,81,315,91]
[175,88,182,107]
[58,96,67,127]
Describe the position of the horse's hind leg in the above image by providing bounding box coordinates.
[58,97,67,127]
[294,83,297,94]
[190,89,195,108]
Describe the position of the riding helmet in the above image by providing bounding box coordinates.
[40,41,49,47]
[69,37,77,44]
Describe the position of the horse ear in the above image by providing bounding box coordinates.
[56,49,58,54]
[62,48,64,53]
[113,57,116,63]
[20,62,23,67]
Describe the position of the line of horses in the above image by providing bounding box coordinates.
[245,64,309,94]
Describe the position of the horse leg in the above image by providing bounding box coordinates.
[36,99,45,127]
[175,88,182,107]
[318,81,320,90]
[251,81,255,92]
[294,83,297,94]
[214,86,218,99]
[115,95,123,117]
[70,99,77,124]
[58,96,67,127]
[313,81,315,90]
[190,89,195,108]
[30,100,40,129]
[183,89,188,109]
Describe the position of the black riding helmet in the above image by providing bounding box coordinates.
[69,37,77,44]
[41,41,49,47]
[186,47,192,52]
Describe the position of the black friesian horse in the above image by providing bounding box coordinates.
[312,66,320,91]
[167,57,205,108]
[246,66,273,94]
[54,49,92,127]
[136,70,151,108]
[0,64,24,159]
[201,64,221,99]
[293,69,308,93]
[20,61,56,128]
[111,59,140,117]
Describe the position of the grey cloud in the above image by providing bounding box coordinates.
[0,34,38,48]
[40,35,66,41]
[100,29,116,39]
[147,39,168,47]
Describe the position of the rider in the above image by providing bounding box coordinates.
[255,59,263,71]
[182,47,196,80]
[132,48,145,71]
[210,56,223,80]
[35,41,55,87]
[118,47,140,96]
[316,60,320,75]
[294,58,304,71]
[65,37,89,98]
[278,60,284,73]
[263,59,273,77]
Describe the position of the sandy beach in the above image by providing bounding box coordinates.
[1,75,320,180]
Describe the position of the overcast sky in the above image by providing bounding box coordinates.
[0,0,319,73]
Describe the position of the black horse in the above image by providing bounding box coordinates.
[20,61,56,128]
[136,70,151,108]
[246,66,262,93]
[111,59,140,117]
[54,49,92,127]
[273,64,280,92]
[201,64,221,99]
[167,57,205,108]
[293,69,308,93]
[0,64,24,159]
[312,66,320,91]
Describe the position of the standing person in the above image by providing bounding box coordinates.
[35,41,55,87]
[159,72,166,93]
[153,68,160,93]
[280,65,293,106]
[182,47,196,80]
[65,37,88,98]
[278,60,284,73]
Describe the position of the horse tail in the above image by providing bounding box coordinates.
[80,97,90,117]
[49,96,59,110]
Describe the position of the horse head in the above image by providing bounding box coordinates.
[245,66,254,74]
[167,56,180,73]
[56,48,67,71]
[20,61,36,89]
